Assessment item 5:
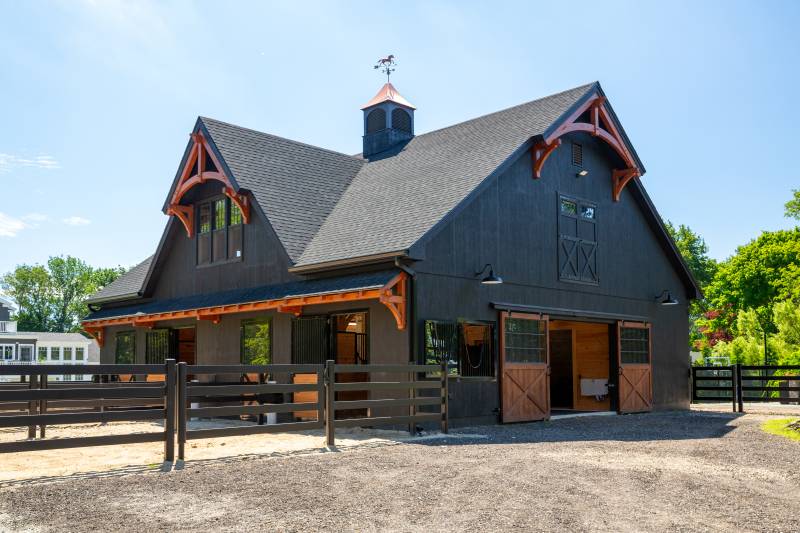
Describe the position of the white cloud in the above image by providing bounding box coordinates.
[0,213,26,237]
[0,153,60,173]
[22,213,49,228]
[62,216,91,226]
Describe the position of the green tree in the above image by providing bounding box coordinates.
[665,221,718,351]
[1,256,125,333]
[784,189,800,220]
[704,229,800,336]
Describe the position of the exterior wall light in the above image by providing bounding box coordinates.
[576,169,589,177]
[476,264,503,285]
[656,290,679,306]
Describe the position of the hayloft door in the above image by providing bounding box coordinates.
[616,321,653,413]
[500,312,550,423]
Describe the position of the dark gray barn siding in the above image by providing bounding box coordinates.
[148,182,299,301]
[413,132,690,423]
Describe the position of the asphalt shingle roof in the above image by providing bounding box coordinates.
[86,256,153,303]
[200,117,366,262]
[295,83,595,267]
[85,270,397,321]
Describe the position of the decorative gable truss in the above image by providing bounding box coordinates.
[531,95,641,201]
[167,131,251,237]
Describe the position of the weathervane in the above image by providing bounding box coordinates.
[374,55,396,82]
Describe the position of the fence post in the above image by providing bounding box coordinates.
[177,362,187,461]
[164,359,176,463]
[689,367,695,404]
[735,363,744,413]
[39,371,47,438]
[27,373,38,439]
[408,368,416,436]
[440,356,449,434]
[730,366,736,413]
[325,359,335,447]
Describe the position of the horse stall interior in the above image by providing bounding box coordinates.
[548,320,612,413]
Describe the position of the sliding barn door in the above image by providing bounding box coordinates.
[500,313,550,423]
[617,321,653,413]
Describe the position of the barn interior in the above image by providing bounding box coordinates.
[549,320,613,414]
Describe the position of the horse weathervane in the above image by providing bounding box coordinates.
[374,54,396,82]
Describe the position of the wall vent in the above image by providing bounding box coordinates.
[571,142,583,167]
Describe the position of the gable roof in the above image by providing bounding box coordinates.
[85,255,153,304]
[295,83,597,269]
[190,117,365,262]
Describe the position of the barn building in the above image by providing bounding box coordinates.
[82,81,699,425]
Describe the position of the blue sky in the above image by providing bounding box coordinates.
[0,0,798,278]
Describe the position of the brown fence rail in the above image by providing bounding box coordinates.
[691,364,800,412]
[0,361,176,460]
[177,363,326,460]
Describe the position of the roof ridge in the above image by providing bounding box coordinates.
[199,116,364,162]
[410,82,597,141]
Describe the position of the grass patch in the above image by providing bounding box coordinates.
[761,418,800,442]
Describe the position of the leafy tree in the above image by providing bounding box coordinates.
[784,189,800,220]
[1,256,125,333]
[665,221,718,351]
[704,229,800,336]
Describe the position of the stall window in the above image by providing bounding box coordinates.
[620,326,650,364]
[241,319,271,365]
[423,320,495,378]
[115,332,135,364]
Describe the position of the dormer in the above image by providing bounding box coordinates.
[361,83,415,158]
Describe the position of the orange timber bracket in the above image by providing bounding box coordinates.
[530,94,642,201]
[81,273,409,343]
[167,131,251,238]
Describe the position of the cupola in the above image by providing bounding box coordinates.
[361,56,415,158]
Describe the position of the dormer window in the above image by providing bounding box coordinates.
[197,196,244,266]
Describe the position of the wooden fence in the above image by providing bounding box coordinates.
[0,359,449,463]
[691,364,800,412]
[0,361,176,460]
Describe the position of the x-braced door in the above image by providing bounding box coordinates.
[500,312,550,423]
[617,321,653,413]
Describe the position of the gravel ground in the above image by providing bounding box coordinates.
[1,410,798,532]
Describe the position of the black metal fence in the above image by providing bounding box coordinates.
[691,364,800,412]
[0,361,177,460]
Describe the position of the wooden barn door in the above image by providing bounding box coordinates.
[617,321,653,413]
[500,312,550,423]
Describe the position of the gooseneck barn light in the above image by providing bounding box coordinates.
[476,264,503,285]
[655,290,679,306]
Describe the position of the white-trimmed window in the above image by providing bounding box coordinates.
[63,347,73,362]
[75,347,85,361]
[50,347,61,361]
[38,346,48,362]
[18,345,34,362]
[1,345,14,360]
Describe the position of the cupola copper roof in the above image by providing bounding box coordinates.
[360,82,416,110]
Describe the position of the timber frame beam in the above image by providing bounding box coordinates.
[531,94,643,201]
[82,273,409,343]
[168,131,251,237]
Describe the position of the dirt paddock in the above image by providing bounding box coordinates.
[1,408,799,532]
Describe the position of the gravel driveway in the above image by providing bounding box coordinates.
[1,410,798,532]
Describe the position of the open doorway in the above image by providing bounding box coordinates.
[549,320,611,414]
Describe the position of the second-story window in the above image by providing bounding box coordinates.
[197,197,244,266]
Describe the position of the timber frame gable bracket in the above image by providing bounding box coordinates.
[531,94,642,202]
[166,131,251,238]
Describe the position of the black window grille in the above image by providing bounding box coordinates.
[620,326,650,364]
[291,316,330,364]
[503,317,546,363]
[423,320,495,378]
[145,329,173,364]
